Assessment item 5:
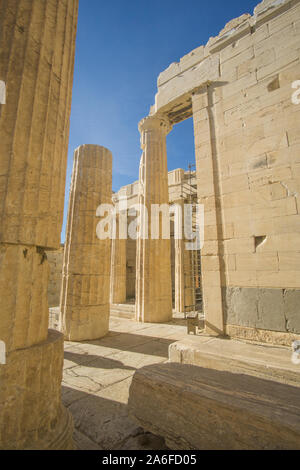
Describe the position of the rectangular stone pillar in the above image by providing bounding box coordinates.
[174,199,195,313]
[135,114,173,323]
[60,145,112,341]
[192,85,224,335]
[184,249,197,312]
[0,0,78,450]
[174,236,185,313]
[110,202,127,305]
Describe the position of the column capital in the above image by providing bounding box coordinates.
[138,113,172,136]
[112,193,119,205]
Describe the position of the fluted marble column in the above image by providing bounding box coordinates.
[60,145,112,341]
[110,197,127,305]
[0,0,78,450]
[135,114,173,323]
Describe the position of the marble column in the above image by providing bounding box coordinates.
[110,197,127,305]
[135,114,173,323]
[0,0,78,449]
[60,145,112,341]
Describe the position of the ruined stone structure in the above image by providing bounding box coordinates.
[110,0,300,344]
[110,169,198,318]
[0,0,78,449]
[60,145,112,341]
[128,0,300,448]
[47,169,198,320]
[1,0,300,452]
[130,0,300,344]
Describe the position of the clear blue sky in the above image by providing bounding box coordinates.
[62,0,259,241]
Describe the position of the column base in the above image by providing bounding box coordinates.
[135,304,173,324]
[0,330,74,450]
[61,306,109,342]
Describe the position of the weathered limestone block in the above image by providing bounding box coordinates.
[135,114,173,323]
[128,363,300,450]
[225,324,300,347]
[169,335,300,386]
[254,0,291,20]
[223,287,300,334]
[60,145,112,341]
[155,55,220,115]
[0,0,78,450]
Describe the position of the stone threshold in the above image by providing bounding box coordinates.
[169,335,300,387]
[110,303,135,319]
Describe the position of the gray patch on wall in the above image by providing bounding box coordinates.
[222,287,300,334]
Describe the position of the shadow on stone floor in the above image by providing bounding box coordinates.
[81,332,177,357]
[64,350,136,371]
[62,385,168,450]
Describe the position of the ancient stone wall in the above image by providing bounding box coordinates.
[153,0,300,341]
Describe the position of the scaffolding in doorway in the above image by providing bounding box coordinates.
[180,164,203,317]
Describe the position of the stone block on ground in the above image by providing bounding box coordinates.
[128,362,300,450]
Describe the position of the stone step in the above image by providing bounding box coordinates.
[110,303,135,319]
[128,362,300,450]
[169,335,300,387]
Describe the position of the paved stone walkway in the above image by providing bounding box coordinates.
[62,316,188,450]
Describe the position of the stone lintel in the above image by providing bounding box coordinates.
[154,0,298,122]
[155,56,220,118]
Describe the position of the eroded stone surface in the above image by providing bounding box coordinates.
[61,316,187,449]
[0,331,74,450]
[128,362,300,450]
[151,0,300,338]
[169,334,300,387]
[60,145,112,341]
[0,0,78,450]
[0,0,78,249]
[223,287,300,334]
